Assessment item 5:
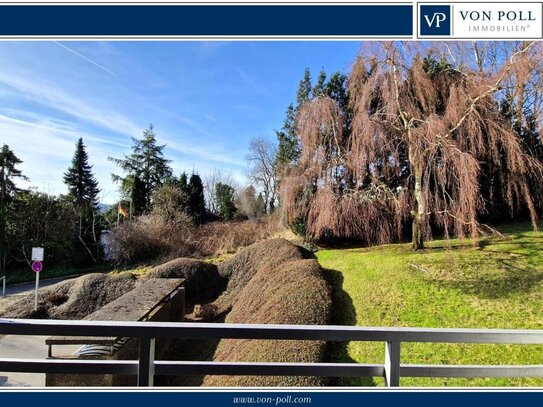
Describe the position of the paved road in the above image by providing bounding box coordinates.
[0,335,80,387]
[3,275,80,296]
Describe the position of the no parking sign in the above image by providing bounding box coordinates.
[31,247,44,311]
[31,261,43,273]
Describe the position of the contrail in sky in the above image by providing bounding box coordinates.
[53,41,116,76]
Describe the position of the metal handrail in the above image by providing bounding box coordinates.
[1,318,543,387]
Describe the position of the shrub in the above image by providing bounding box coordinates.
[213,238,304,313]
[108,213,283,266]
[0,273,137,320]
[152,185,190,220]
[108,214,198,264]
[203,257,332,387]
[142,258,226,304]
[290,218,308,238]
[197,218,277,256]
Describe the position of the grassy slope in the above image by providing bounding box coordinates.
[317,222,543,387]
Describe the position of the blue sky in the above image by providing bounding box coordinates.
[0,41,360,204]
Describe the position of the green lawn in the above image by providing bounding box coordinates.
[317,222,543,387]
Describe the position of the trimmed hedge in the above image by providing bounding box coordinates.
[203,240,332,387]
[0,273,136,320]
[213,238,304,313]
[142,258,226,304]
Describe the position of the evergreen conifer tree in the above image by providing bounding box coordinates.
[312,69,327,97]
[179,172,188,192]
[63,138,100,209]
[216,182,236,220]
[187,173,206,224]
[0,144,28,278]
[109,125,172,213]
[296,68,312,106]
[275,71,311,169]
[63,138,102,264]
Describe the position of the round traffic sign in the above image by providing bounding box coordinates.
[31,261,43,273]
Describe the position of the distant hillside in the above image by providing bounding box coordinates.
[97,203,112,214]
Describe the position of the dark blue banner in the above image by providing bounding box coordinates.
[0,391,543,407]
[0,5,412,37]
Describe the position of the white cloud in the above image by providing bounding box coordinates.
[0,113,121,203]
[165,138,246,168]
[0,43,254,203]
[0,72,247,169]
[0,71,142,137]
[0,110,248,204]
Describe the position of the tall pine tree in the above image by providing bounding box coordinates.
[130,175,147,217]
[0,144,28,279]
[275,68,314,170]
[179,172,188,192]
[275,104,299,168]
[296,68,312,106]
[109,125,172,213]
[63,138,100,209]
[275,69,349,172]
[63,138,101,264]
[187,173,206,224]
[312,69,327,97]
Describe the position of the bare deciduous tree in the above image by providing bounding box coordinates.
[281,41,543,249]
[204,168,234,215]
[247,137,278,213]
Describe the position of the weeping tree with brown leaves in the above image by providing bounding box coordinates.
[281,42,543,249]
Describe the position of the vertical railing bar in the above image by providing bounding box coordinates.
[137,336,155,387]
[1,276,5,298]
[384,341,401,387]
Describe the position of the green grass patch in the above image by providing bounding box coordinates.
[317,222,543,387]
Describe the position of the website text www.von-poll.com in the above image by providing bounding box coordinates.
[232,395,312,405]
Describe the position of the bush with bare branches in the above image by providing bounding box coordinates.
[198,216,279,255]
[108,214,198,264]
[108,213,282,265]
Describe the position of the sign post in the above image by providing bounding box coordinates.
[31,247,44,312]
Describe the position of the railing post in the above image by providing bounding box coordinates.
[384,341,400,387]
[138,336,155,386]
[1,276,5,298]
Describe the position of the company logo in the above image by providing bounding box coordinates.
[419,2,543,39]
[420,5,451,36]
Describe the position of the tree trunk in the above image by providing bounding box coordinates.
[412,168,425,251]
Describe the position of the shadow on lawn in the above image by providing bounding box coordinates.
[428,233,543,300]
[435,260,543,300]
[323,268,377,387]
[409,224,543,300]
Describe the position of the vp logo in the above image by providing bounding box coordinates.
[424,12,447,28]
[420,5,451,36]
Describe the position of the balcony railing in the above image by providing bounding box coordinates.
[1,318,543,387]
